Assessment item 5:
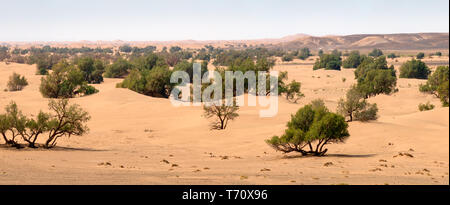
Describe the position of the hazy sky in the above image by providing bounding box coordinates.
[1,0,448,41]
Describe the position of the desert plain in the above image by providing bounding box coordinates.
[0,54,448,185]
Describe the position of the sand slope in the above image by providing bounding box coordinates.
[0,62,448,185]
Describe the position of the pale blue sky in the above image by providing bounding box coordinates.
[1,0,448,41]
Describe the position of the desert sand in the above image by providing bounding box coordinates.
[0,58,448,185]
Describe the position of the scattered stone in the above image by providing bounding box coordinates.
[379,159,387,162]
[260,168,271,172]
[161,159,170,164]
[370,168,383,172]
[324,162,333,167]
[240,176,248,180]
[172,164,179,167]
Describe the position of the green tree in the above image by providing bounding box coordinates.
[416,52,425,59]
[203,101,239,130]
[104,58,133,78]
[39,60,98,98]
[399,59,431,79]
[266,100,349,156]
[342,51,362,68]
[313,53,342,70]
[298,48,311,60]
[369,48,383,57]
[76,57,105,84]
[419,66,449,106]
[355,56,397,98]
[284,80,305,103]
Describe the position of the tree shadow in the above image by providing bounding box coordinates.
[281,153,376,159]
[0,144,109,152]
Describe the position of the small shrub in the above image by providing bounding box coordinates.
[7,73,28,91]
[418,102,435,111]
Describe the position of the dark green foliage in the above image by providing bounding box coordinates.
[354,56,397,98]
[117,66,173,98]
[75,57,105,84]
[387,53,397,59]
[266,100,349,156]
[369,48,383,57]
[104,58,133,78]
[416,52,425,59]
[434,51,442,57]
[342,51,363,68]
[7,73,28,91]
[282,54,294,62]
[313,53,342,70]
[298,48,311,60]
[39,61,98,98]
[399,59,431,79]
[119,45,133,53]
[419,66,449,106]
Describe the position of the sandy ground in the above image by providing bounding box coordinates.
[0,60,448,185]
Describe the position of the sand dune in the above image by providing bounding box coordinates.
[0,61,448,185]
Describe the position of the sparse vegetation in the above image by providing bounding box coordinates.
[342,51,363,68]
[266,100,349,156]
[418,102,435,111]
[7,73,28,91]
[313,52,342,70]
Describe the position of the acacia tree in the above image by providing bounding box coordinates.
[266,100,349,156]
[203,101,239,130]
[337,85,378,122]
[284,80,305,103]
[44,99,90,148]
[0,100,90,149]
[0,102,27,147]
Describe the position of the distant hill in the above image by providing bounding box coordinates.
[276,33,449,50]
[1,33,448,51]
